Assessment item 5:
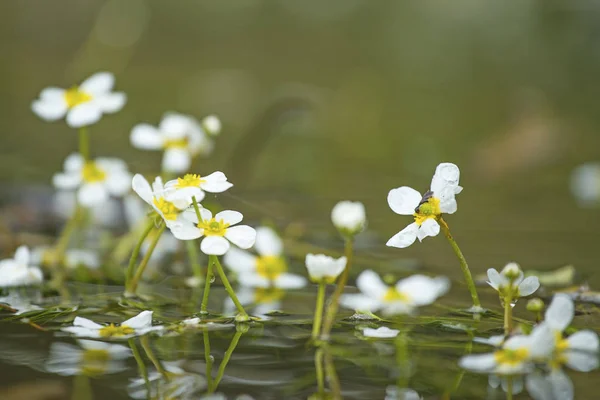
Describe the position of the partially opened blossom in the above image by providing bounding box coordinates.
[223,227,305,288]
[171,208,256,256]
[387,163,462,248]
[61,311,163,339]
[487,262,540,299]
[305,253,346,284]
[130,113,213,173]
[163,171,232,203]
[32,72,126,128]
[339,270,450,315]
[53,153,132,207]
[46,340,131,376]
[131,174,191,228]
[0,246,43,288]
[331,201,366,237]
[202,114,222,136]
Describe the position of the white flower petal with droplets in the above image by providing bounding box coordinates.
[254,226,283,257]
[438,195,458,214]
[162,147,191,173]
[517,276,540,297]
[215,210,243,226]
[130,124,164,150]
[223,247,257,274]
[274,273,307,289]
[430,162,461,195]
[66,103,102,127]
[386,222,419,248]
[416,218,440,241]
[201,236,230,255]
[545,294,574,332]
[362,327,399,338]
[387,187,422,215]
[224,225,256,250]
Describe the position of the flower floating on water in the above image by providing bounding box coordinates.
[132,174,191,228]
[172,208,256,256]
[0,246,43,288]
[32,72,126,127]
[362,326,400,339]
[305,253,346,284]
[61,311,163,339]
[224,227,305,288]
[46,339,131,376]
[387,163,462,248]
[130,113,214,173]
[163,171,232,203]
[53,153,132,207]
[487,262,540,299]
[339,270,450,315]
[331,201,366,237]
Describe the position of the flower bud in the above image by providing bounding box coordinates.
[202,115,221,136]
[501,262,522,281]
[331,201,366,237]
[526,298,544,313]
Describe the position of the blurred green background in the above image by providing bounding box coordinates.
[2,0,600,287]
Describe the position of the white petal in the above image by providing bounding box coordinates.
[200,171,232,193]
[31,97,68,121]
[162,148,191,173]
[64,153,85,172]
[78,183,108,207]
[339,293,382,312]
[254,226,283,256]
[517,276,540,297]
[53,172,81,190]
[14,246,30,266]
[73,317,103,329]
[564,349,599,372]
[549,369,574,400]
[201,236,230,255]
[96,92,126,113]
[458,353,496,372]
[61,327,101,338]
[131,174,153,204]
[397,275,449,306]
[215,210,243,226]
[105,170,132,197]
[80,72,115,94]
[486,268,504,290]
[40,87,67,100]
[416,218,440,241]
[566,330,599,352]
[545,294,574,332]
[274,273,307,289]
[66,103,102,127]
[130,124,164,150]
[123,311,153,329]
[169,221,202,240]
[160,113,191,136]
[430,162,461,194]
[305,254,346,281]
[356,270,388,301]
[474,335,505,347]
[78,339,111,351]
[439,196,458,214]
[386,223,418,248]
[223,247,257,274]
[225,225,256,249]
[362,327,400,338]
[387,187,422,215]
[525,373,554,400]
[528,324,555,359]
[237,273,270,288]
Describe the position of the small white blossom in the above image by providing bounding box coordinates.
[487,263,540,298]
[32,72,126,128]
[131,174,191,228]
[202,115,221,136]
[339,270,450,315]
[387,163,462,248]
[362,326,400,339]
[61,311,163,339]
[331,201,366,236]
[304,253,346,284]
[223,227,305,288]
[53,153,132,207]
[46,340,131,376]
[163,171,232,204]
[570,162,600,207]
[171,208,256,256]
[0,246,43,288]
[130,113,213,173]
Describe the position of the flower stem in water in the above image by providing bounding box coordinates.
[210,255,248,320]
[200,260,213,314]
[125,219,155,284]
[311,282,326,339]
[126,223,165,295]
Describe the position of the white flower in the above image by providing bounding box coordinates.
[331,201,366,236]
[171,208,256,256]
[163,171,232,204]
[53,153,132,207]
[46,340,130,376]
[488,375,524,395]
[487,263,540,298]
[459,324,555,375]
[202,115,221,136]
[32,72,126,128]
[386,162,462,248]
[339,270,450,315]
[570,162,600,207]
[131,174,191,228]
[305,253,346,284]
[0,246,43,288]
[525,370,575,400]
[130,113,213,173]
[223,227,305,288]
[61,310,163,339]
[362,326,400,339]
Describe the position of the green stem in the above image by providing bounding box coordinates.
[211,255,248,320]
[201,261,213,314]
[395,331,410,389]
[210,331,243,392]
[324,348,341,399]
[504,293,513,336]
[311,282,326,339]
[140,335,168,378]
[125,219,155,283]
[320,238,353,340]
[186,239,203,278]
[438,217,481,308]
[191,196,203,221]
[126,223,165,295]
[506,376,513,400]
[50,204,85,298]
[71,374,92,400]
[203,330,213,390]
[129,339,150,394]
[315,348,325,395]
[78,127,90,161]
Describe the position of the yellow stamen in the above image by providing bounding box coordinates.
[254,288,284,304]
[153,197,179,221]
[81,349,110,376]
[82,162,107,183]
[383,287,409,303]
[163,138,189,149]
[493,348,529,366]
[175,173,205,188]
[197,218,229,236]
[413,197,441,226]
[64,86,92,108]
[98,324,135,338]
[256,256,287,280]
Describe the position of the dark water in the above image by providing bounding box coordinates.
[1,1,600,399]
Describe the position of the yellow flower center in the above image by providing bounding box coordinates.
[175,174,205,188]
[413,196,441,226]
[82,162,106,183]
[98,324,135,338]
[153,197,179,221]
[163,138,189,149]
[197,218,229,236]
[254,288,285,304]
[64,86,93,108]
[383,288,410,303]
[493,348,529,366]
[256,256,287,280]
[80,349,110,376]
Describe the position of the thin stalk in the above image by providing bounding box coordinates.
[311,282,326,339]
[324,348,341,400]
[203,330,213,390]
[210,331,243,392]
[210,255,248,319]
[506,377,513,400]
[315,348,325,395]
[191,196,203,221]
[320,238,353,340]
[141,335,168,378]
[438,217,481,308]
[200,261,213,314]
[126,224,166,295]
[129,339,150,394]
[503,293,513,336]
[125,219,155,283]
[78,127,90,161]
[395,331,410,389]
[71,374,92,400]
[186,239,203,278]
